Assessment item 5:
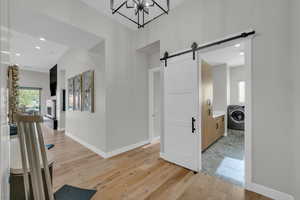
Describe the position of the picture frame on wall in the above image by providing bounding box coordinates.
[82,70,95,113]
[73,74,82,111]
[67,77,74,111]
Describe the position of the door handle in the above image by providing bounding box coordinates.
[192,117,196,133]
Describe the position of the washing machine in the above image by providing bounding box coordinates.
[228,105,245,130]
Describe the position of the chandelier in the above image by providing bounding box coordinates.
[110,0,170,28]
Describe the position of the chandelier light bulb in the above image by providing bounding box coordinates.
[110,0,170,28]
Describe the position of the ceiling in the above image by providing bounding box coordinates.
[1,28,69,73]
[0,4,103,72]
[2,0,186,72]
[202,43,245,67]
[79,0,186,30]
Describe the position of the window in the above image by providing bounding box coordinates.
[18,87,41,114]
[238,81,245,103]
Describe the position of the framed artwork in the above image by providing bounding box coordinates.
[67,78,74,111]
[82,70,94,112]
[73,74,82,111]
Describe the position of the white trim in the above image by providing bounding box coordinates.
[149,67,161,72]
[151,136,160,142]
[244,39,252,187]
[65,132,107,158]
[247,183,294,200]
[197,53,202,171]
[160,61,165,153]
[106,140,150,158]
[66,132,150,159]
[160,152,166,159]
[242,40,294,200]
[148,67,161,142]
[57,128,65,132]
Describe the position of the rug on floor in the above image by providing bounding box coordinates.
[54,185,96,200]
[46,144,55,150]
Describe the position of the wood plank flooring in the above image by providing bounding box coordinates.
[43,126,272,200]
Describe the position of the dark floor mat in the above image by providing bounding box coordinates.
[46,144,55,150]
[54,185,96,200]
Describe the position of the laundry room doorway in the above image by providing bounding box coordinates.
[199,39,252,187]
[161,32,253,189]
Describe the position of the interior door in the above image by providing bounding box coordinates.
[163,53,199,171]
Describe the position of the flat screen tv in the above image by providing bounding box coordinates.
[50,65,57,96]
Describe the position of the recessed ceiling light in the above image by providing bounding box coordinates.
[235,44,241,48]
[16,53,21,56]
[35,46,41,50]
[40,37,46,41]
[240,52,245,56]
[0,50,10,55]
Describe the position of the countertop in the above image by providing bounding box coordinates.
[213,111,225,118]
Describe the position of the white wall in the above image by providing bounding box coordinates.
[291,0,300,199]
[58,42,106,152]
[16,0,150,153]
[229,65,246,105]
[212,64,228,135]
[148,52,161,69]
[106,48,148,151]
[0,0,10,199]
[57,70,66,130]
[153,71,161,138]
[10,0,299,198]
[212,64,228,111]
[136,0,293,196]
[18,70,50,116]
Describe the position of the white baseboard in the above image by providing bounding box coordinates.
[65,132,107,158]
[66,132,150,159]
[247,182,294,200]
[106,140,150,158]
[58,128,65,131]
[151,136,160,142]
[224,131,228,137]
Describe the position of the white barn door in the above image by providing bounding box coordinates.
[162,53,200,172]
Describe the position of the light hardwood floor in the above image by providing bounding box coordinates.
[43,126,271,200]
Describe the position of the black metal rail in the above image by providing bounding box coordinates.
[160,30,255,67]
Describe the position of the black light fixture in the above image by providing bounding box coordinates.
[110,0,170,29]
